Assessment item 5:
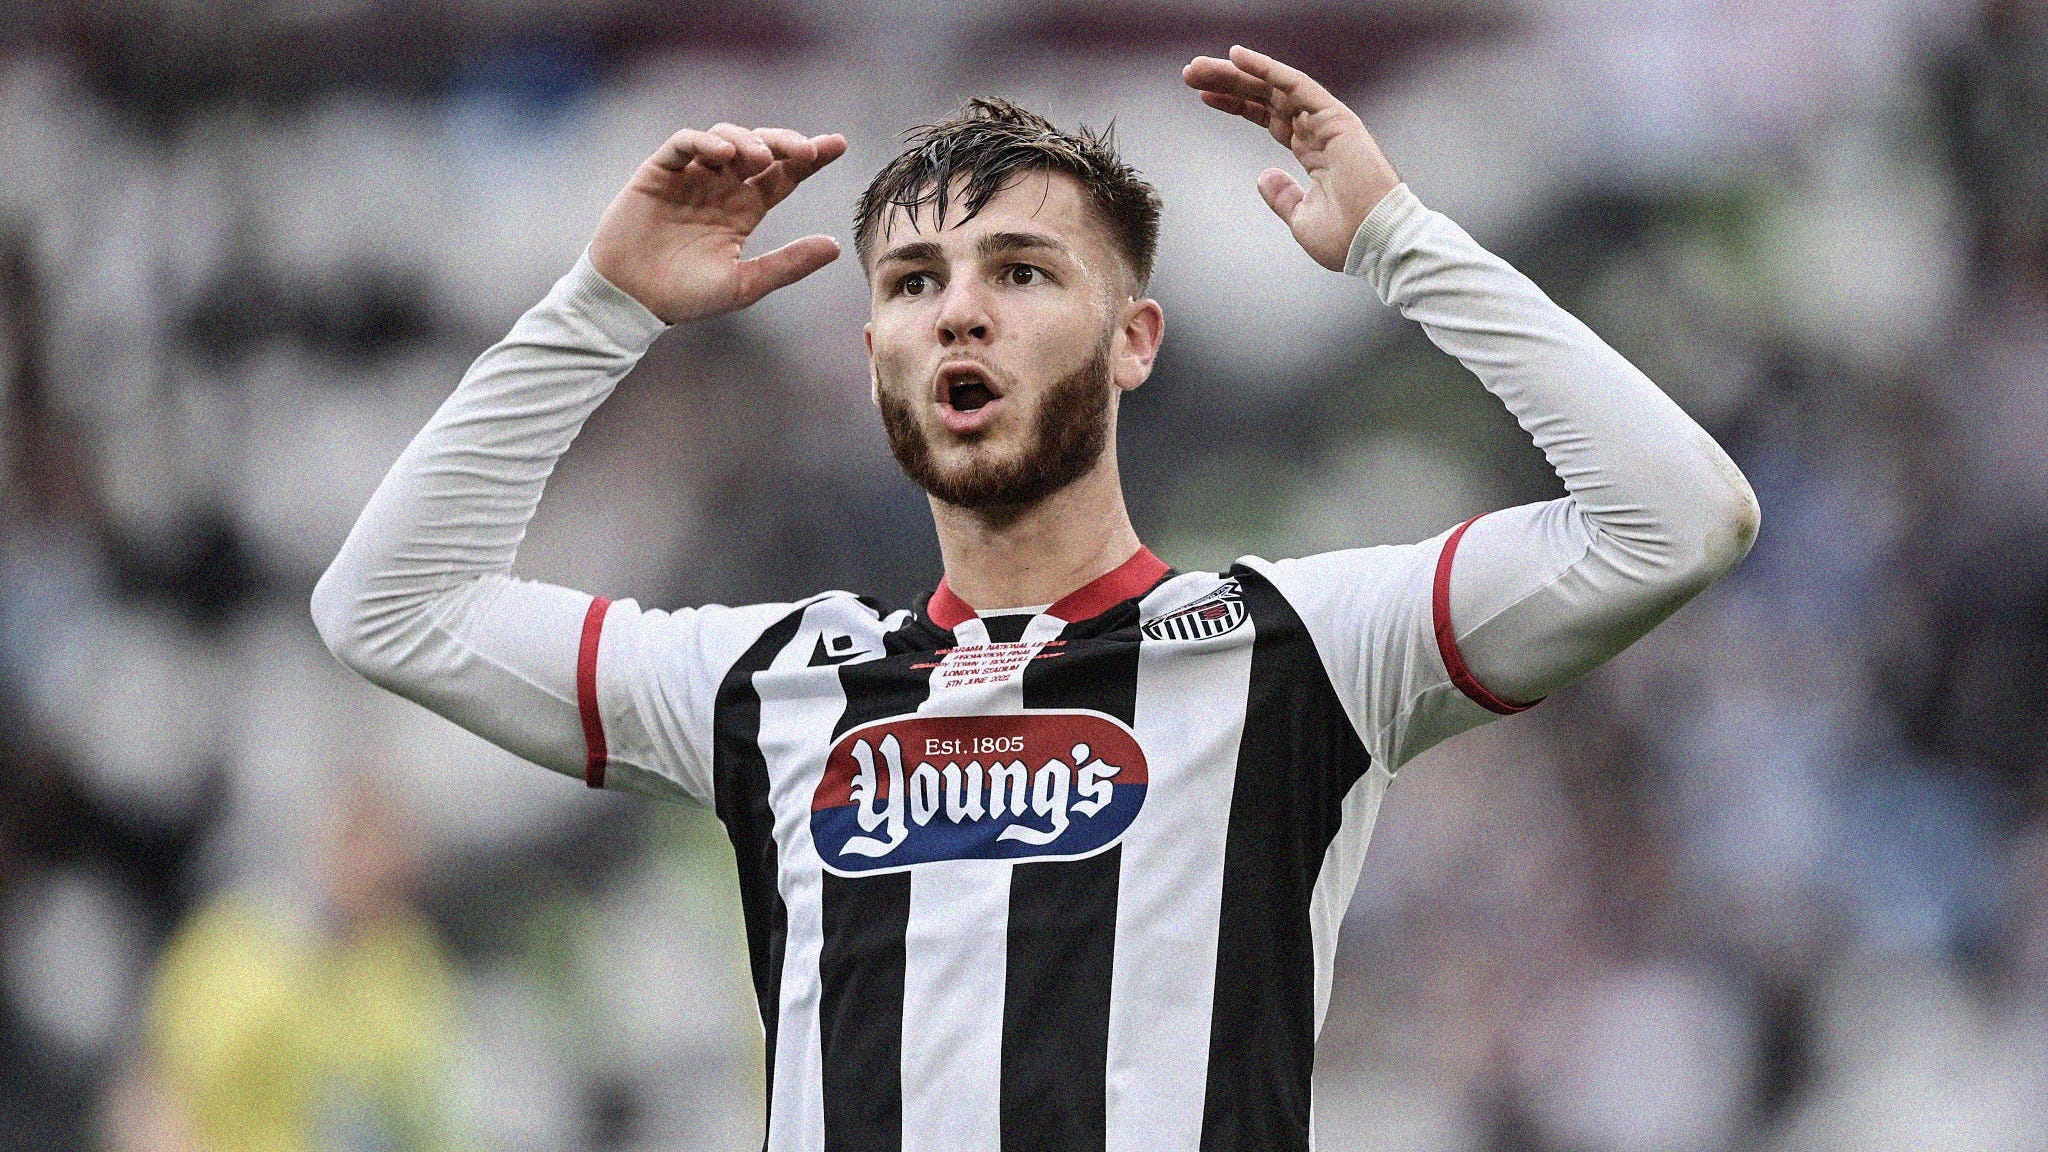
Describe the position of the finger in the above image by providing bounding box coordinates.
[1182,56,1277,105]
[733,234,843,307]
[748,132,847,206]
[716,123,778,176]
[755,130,843,184]
[1197,89,1276,132]
[1257,168,1305,224]
[755,127,816,163]
[651,128,737,171]
[744,129,816,203]
[709,123,775,177]
[1228,45,1340,112]
[1200,89,1295,151]
[747,160,802,207]
[811,133,848,164]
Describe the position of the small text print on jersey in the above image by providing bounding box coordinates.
[811,711,1148,874]
[1142,580,1248,642]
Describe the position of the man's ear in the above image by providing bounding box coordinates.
[1112,297,1165,393]
[864,323,879,407]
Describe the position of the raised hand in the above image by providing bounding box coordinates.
[589,125,848,324]
[1183,47,1402,271]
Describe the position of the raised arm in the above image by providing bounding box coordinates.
[1341,184,1758,707]
[310,125,844,792]
[1186,48,1758,730]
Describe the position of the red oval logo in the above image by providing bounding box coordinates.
[811,711,1147,873]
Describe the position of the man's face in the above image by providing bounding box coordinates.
[864,170,1156,510]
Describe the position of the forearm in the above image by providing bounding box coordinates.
[310,253,668,773]
[1349,185,1759,703]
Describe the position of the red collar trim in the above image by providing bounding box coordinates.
[927,547,1170,631]
[926,580,978,630]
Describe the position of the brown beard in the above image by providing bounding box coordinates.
[879,333,1115,512]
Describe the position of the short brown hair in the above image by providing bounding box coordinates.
[854,98,1163,290]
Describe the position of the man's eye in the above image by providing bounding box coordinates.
[900,273,931,296]
[1005,265,1042,286]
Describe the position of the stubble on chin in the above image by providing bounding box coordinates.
[879,334,1116,513]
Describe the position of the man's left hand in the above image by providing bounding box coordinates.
[1183,46,1403,272]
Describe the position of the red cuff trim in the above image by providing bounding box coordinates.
[927,547,1170,631]
[1433,515,1538,716]
[578,596,611,788]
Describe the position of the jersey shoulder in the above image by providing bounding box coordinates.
[1233,539,1440,589]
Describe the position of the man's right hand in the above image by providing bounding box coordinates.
[588,125,848,325]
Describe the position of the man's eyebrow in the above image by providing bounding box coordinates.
[978,231,1071,260]
[875,240,943,267]
[874,232,1073,269]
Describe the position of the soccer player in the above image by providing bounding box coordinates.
[313,46,1758,1152]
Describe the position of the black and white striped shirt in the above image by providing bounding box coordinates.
[313,183,1758,1152]
[576,535,1510,1151]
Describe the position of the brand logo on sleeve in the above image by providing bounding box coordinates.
[1141,581,1247,642]
[810,711,1147,874]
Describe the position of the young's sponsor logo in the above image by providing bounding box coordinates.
[1142,581,1247,642]
[811,711,1147,873]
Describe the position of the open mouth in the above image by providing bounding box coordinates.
[950,379,996,412]
[939,363,1003,413]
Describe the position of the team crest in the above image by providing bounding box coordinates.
[1142,581,1247,642]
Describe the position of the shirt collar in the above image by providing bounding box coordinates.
[926,547,1170,631]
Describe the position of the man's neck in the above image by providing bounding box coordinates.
[929,456,1145,613]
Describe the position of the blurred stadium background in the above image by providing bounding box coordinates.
[3,0,2047,1148]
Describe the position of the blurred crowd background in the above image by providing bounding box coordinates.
[3,0,2046,1149]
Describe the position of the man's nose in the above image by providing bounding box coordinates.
[934,281,992,345]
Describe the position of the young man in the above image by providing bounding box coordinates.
[313,47,1758,1152]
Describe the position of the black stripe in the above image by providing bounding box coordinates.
[819,870,911,1152]
[817,635,939,1152]
[982,613,1033,643]
[1000,847,1120,1151]
[995,616,1142,1152]
[1023,614,1140,725]
[712,605,811,1137]
[1200,567,1373,1152]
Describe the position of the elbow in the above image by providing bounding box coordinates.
[1677,471,1761,592]
[309,566,361,668]
[1600,468,1760,603]
[311,562,467,689]
[1725,482,1762,563]
[1657,428,1762,590]
[310,563,389,679]
[1705,467,1762,572]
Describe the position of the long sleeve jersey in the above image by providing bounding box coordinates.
[310,182,1757,1152]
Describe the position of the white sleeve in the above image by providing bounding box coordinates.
[1243,537,1465,773]
[1259,185,1760,770]
[310,253,784,807]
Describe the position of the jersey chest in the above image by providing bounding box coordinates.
[748,620,1259,878]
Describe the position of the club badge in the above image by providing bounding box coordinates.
[1141,581,1247,642]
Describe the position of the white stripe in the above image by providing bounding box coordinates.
[1106,574,1254,1152]
[950,617,991,648]
[1306,764,1392,1037]
[899,858,1010,1152]
[757,601,873,1152]
[896,612,1046,1152]
[1021,613,1068,644]
[1305,764,1392,1152]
